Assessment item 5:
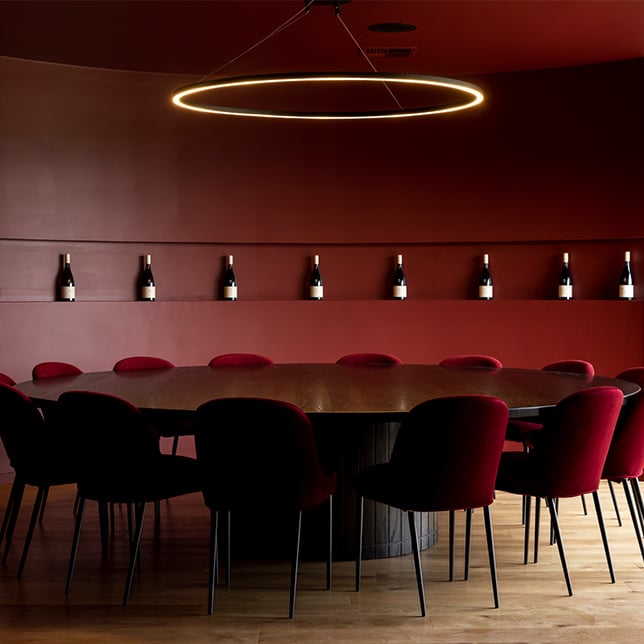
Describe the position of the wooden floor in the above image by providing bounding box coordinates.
[1,482,643,643]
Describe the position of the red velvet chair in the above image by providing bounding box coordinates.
[0,372,16,386]
[336,353,403,366]
[0,383,77,578]
[194,397,336,618]
[439,354,503,369]
[113,356,174,371]
[495,386,623,595]
[355,395,509,616]
[207,353,274,367]
[505,359,596,520]
[32,361,83,380]
[113,356,184,455]
[601,368,644,561]
[58,390,201,605]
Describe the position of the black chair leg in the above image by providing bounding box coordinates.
[607,480,622,526]
[208,509,219,615]
[464,508,472,580]
[289,511,303,619]
[0,480,18,547]
[2,480,25,563]
[37,486,49,524]
[631,478,644,536]
[534,496,541,563]
[448,509,455,581]
[407,511,426,617]
[66,496,86,595]
[326,495,333,591]
[225,511,231,586]
[171,436,180,456]
[483,505,499,608]
[546,496,572,596]
[123,501,147,605]
[580,494,588,516]
[355,496,364,592]
[523,495,532,565]
[17,486,47,578]
[98,501,109,554]
[622,480,644,562]
[591,490,615,583]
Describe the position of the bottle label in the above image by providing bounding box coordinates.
[223,286,237,299]
[393,285,407,299]
[619,284,634,299]
[478,285,493,299]
[309,285,323,299]
[558,285,573,299]
[60,285,75,300]
[141,286,156,300]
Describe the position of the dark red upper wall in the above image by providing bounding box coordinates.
[1,57,642,244]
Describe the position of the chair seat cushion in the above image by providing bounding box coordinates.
[79,455,201,503]
[355,463,493,512]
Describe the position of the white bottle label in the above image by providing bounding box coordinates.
[61,285,75,300]
[558,285,573,299]
[223,285,237,299]
[142,285,155,300]
[393,285,407,299]
[620,284,634,299]
[479,285,493,299]
[310,285,323,299]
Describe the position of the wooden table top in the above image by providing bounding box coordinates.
[15,363,640,419]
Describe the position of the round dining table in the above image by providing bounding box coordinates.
[16,364,640,560]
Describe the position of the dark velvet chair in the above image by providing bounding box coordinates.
[207,353,274,367]
[355,395,509,616]
[0,372,16,386]
[495,386,623,595]
[194,397,336,618]
[0,383,77,577]
[438,354,503,369]
[601,368,644,561]
[58,390,201,605]
[336,353,403,366]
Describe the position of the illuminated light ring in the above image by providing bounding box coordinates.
[171,72,484,120]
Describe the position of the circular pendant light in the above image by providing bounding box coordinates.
[172,72,484,120]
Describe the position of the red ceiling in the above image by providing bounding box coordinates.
[1,0,643,78]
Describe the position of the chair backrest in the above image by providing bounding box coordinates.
[0,372,16,386]
[195,397,334,512]
[542,359,595,376]
[208,353,274,367]
[57,391,160,486]
[336,353,402,366]
[32,361,83,380]
[529,386,623,498]
[0,382,48,472]
[388,395,509,511]
[113,356,175,371]
[602,368,644,480]
[439,354,503,369]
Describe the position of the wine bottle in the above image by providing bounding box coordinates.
[59,253,76,302]
[558,252,573,300]
[309,254,323,300]
[223,255,237,300]
[393,254,407,300]
[478,253,493,300]
[139,254,156,301]
[619,251,634,300]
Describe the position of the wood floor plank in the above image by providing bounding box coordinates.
[1,482,643,642]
